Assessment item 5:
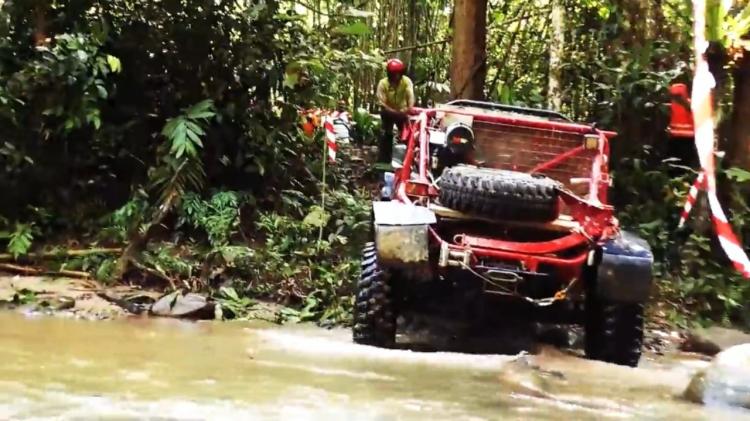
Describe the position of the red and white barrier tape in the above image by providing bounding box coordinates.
[588,131,608,204]
[678,171,705,227]
[679,0,750,277]
[323,115,337,162]
[304,108,347,162]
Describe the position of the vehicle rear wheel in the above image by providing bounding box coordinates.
[353,242,397,347]
[584,295,644,367]
[438,165,560,222]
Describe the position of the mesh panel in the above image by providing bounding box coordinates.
[473,120,595,196]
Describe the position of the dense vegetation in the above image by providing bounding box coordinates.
[0,0,749,327]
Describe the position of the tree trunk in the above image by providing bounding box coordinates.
[32,1,49,47]
[450,0,488,99]
[730,53,750,170]
[613,0,649,50]
[548,0,564,110]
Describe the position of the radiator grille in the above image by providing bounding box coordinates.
[473,121,595,196]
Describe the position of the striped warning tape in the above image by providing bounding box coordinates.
[323,115,337,162]
[679,0,750,277]
[300,108,345,162]
[678,171,705,227]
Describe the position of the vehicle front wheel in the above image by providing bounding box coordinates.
[584,295,644,367]
[353,242,397,347]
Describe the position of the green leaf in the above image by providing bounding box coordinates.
[283,71,299,88]
[96,84,108,99]
[597,6,610,20]
[185,120,206,136]
[186,128,204,148]
[186,100,215,119]
[735,4,750,36]
[220,286,240,301]
[726,167,750,183]
[96,259,114,281]
[188,111,215,120]
[64,118,76,131]
[335,21,371,36]
[106,55,122,73]
[162,118,180,137]
[8,223,34,259]
[302,206,330,228]
[76,50,89,62]
[253,157,265,176]
[298,59,325,71]
[706,0,728,43]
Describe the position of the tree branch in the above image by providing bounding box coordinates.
[384,38,451,54]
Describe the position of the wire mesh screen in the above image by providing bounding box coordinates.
[472,121,595,196]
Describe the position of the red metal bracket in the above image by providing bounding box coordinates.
[559,190,616,239]
[456,232,589,255]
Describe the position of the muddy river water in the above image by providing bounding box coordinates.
[0,312,748,420]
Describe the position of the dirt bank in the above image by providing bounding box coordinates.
[0,276,288,322]
[0,276,140,320]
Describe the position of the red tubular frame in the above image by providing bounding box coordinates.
[410,107,617,139]
[393,108,618,282]
[456,232,588,255]
[428,227,588,277]
[531,145,585,174]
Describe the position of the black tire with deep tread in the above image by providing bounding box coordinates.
[352,242,397,347]
[584,298,644,367]
[438,166,561,222]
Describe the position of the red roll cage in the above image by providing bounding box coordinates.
[390,106,620,280]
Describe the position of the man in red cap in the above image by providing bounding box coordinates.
[376,58,415,164]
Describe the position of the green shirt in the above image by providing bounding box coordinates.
[376,76,415,112]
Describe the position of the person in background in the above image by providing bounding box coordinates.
[376,58,415,164]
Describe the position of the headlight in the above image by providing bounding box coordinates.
[445,123,474,147]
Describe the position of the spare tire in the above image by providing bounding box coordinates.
[438,166,561,221]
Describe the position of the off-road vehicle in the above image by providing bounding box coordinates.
[353,100,653,367]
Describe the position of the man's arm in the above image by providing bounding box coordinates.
[405,77,415,109]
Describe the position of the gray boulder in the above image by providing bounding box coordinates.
[684,343,750,409]
[681,326,750,356]
[150,291,215,319]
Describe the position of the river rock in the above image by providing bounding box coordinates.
[49,296,76,311]
[150,291,215,319]
[684,343,750,409]
[680,326,750,356]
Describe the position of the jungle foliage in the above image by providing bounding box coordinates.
[0,0,748,327]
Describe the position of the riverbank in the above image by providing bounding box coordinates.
[0,276,285,322]
[4,274,749,365]
[0,275,692,359]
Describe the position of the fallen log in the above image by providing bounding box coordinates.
[0,247,122,262]
[0,263,91,279]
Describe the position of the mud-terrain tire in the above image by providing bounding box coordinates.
[584,296,644,367]
[438,166,560,221]
[353,242,397,347]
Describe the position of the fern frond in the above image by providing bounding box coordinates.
[8,223,35,258]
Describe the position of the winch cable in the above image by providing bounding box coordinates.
[459,260,579,307]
